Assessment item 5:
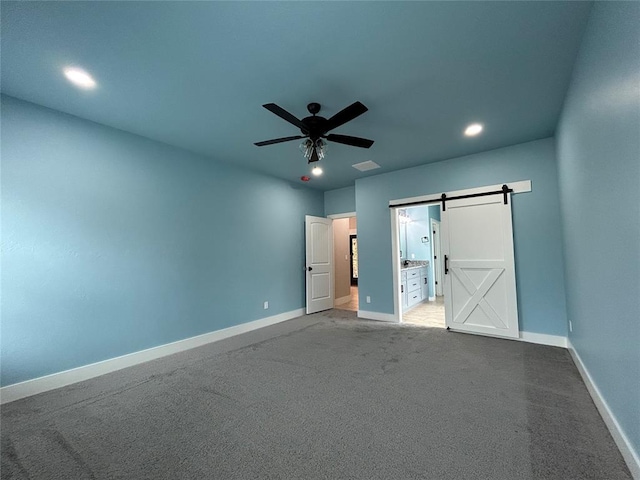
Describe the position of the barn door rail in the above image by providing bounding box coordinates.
[440,184,512,211]
[390,184,513,211]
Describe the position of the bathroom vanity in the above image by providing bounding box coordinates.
[401,263,429,311]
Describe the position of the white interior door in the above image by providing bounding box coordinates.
[442,194,519,339]
[305,215,334,314]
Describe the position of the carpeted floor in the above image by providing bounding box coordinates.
[1,310,632,479]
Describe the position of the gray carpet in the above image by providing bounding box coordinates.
[1,310,632,479]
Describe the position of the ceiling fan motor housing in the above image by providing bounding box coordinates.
[301,115,328,138]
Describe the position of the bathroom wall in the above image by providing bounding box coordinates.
[406,207,431,262]
[405,205,441,298]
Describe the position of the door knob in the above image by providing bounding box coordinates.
[308,266,313,271]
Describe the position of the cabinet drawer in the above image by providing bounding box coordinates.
[408,279,421,292]
[406,269,420,279]
[407,290,422,307]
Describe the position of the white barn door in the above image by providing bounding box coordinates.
[305,215,334,314]
[442,194,519,339]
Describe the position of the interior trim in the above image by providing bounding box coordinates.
[568,340,640,479]
[357,310,398,323]
[327,211,356,219]
[519,331,567,348]
[335,295,352,306]
[0,308,305,405]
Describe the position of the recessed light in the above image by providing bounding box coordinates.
[63,67,96,89]
[464,123,483,136]
[311,166,323,176]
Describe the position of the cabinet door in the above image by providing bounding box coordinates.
[421,274,428,300]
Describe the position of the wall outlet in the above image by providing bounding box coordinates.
[263,301,269,310]
[345,254,348,261]
[569,320,573,332]
[366,296,371,304]
[411,253,415,259]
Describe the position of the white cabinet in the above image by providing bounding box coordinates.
[420,267,428,300]
[401,266,429,312]
[407,276,421,308]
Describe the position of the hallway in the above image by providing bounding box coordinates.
[335,286,359,312]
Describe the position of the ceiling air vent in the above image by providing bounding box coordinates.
[352,160,380,172]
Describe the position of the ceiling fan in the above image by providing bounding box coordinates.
[254,102,374,163]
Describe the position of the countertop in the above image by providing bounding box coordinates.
[401,261,429,270]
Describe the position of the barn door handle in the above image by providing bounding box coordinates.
[444,255,449,275]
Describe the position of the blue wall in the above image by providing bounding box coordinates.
[324,186,355,216]
[556,2,640,458]
[355,138,568,336]
[0,95,324,386]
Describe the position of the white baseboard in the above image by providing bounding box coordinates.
[519,331,567,348]
[334,295,351,306]
[428,296,436,301]
[0,308,304,405]
[567,340,640,479]
[357,310,398,323]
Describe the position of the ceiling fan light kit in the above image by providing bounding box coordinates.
[255,101,374,172]
[300,138,327,163]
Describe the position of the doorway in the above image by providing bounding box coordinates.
[397,204,445,328]
[350,234,358,286]
[390,181,528,339]
[331,215,358,312]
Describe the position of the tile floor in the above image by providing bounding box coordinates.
[402,295,445,328]
[334,287,445,330]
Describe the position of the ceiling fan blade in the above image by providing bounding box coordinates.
[262,103,309,133]
[254,135,305,147]
[326,134,374,149]
[324,101,368,132]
